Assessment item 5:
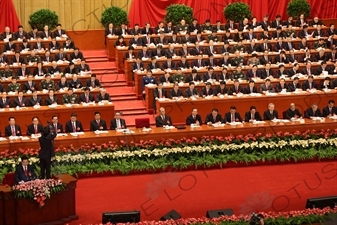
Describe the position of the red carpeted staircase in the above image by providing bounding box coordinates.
[82,50,155,126]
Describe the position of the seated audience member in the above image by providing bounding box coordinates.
[125,46,136,60]
[232,66,246,80]
[7,76,21,92]
[186,69,202,82]
[68,74,82,89]
[13,91,26,107]
[228,79,244,95]
[316,61,329,75]
[162,56,176,70]
[132,57,145,73]
[26,116,43,135]
[63,37,75,49]
[302,61,314,76]
[0,92,11,108]
[285,103,302,119]
[62,88,78,104]
[26,50,40,63]
[302,75,317,91]
[218,67,230,81]
[41,74,55,90]
[177,55,191,69]
[201,82,214,97]
[186,108,202,126]
[0,51,9,64]
[20,39,31,50]
[54,23,66,37]
[105,23,116,37]
[274,50,288,63]
[170,82,183,99]
[138,46,151,58]
[90,111,107,131]
[44,89,58,105]
[78,58,91,72]
[79,87,94,103]
[28,27,38,39]
[49,38,60,50]
[57,75,69,90]
[4,38,16,51]
[159,72,174,84]
[155,107,172,127]
[220,52,232,66]
[70,47,83,61]
[320,77,333,89]
[288,49,299,63]
[129,34,143,46]
[64,62,79,74]
[263,103,279,120]
[275,78,288,92]
[23,74,37,92]
[55,47,68,61]
[246,65,261,79]
[193,54,206,68]
[65,113,84,133]
[48,61,62,74]
[185,82,199,98]
[322,100,337,117]
[147,57,160,70]
[275,64,288,78]
[244,80,258,94]
[33,62,47,76]
[28,90,42,106]
[305,103,322,118]
[14,156,36,184]
[41,25,52,39]
[5,116,22,136]
[224,106,243,123]
[245,106,262,122]
[86,74,101,88]
[203,67,217,82]
[14,25,27,40]
[261,63,274,79]
[17,63,30,77]
[51,115,64,133]
[110,111,127,130]
[287,77,300,92]
[260,78,275,93]
[205,108,223,125]
[96,89,111,102]
[1,65,14,78]
[153,82,167,100]
[142,71,156,95]
[216,81,228,95]
[41,50,53,63]
[12,51,24,64]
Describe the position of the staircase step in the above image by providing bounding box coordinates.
[86,58,109,63]
[89,62,116,68]
[122,110,148,116]
[111,96,138,101]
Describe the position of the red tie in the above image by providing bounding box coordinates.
[251,114,254,120]
[235,87,238,93]
[34,125,37,134]
[11,126,15,136]
[231,114,234,122]
[308,69,310,76]
[54,124,58,133]
[72,123,76,132]
[92,81,95,88]
[198,61,201,67]
[86,95,89,103]
[24,166,28,176]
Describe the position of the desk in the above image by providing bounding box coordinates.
[156,90,337,124]
[0,38,67,51]
[0,118,336,151]
[0,102,114,134]
[0,174,77,225]
[0,61,74,75]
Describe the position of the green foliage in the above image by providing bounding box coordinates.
[287,0,311,18]
[223,2,252,23]
[164,4,194,26]
[28,9,59,31]
[101,7,128,27]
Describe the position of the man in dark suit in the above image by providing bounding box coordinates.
[161,57,176,70]
[151,45,165,57]
[244,80,258,94]
[70,48,84,60]
[78,58,91,72]
[0,92,11,108]
[96,89,111,102]
[45,90,58,105]
[205,108,223,125]
[39,125,57,179]
[90,112,107,131]
[32,37,45,50]
[302,76,317,91]
[186,69,202,82]
[65,113,84,133]
[63,38,75,49]
[48,61,62,74]
[285,103,302,119]
[86,74,101,88]
[5,116,22,136]
[155,107,172,127]
[110,111,127,130]
[41,25,52,39]
[185,82,199,98]
[51,115,63,133]
[23,75,37,92]
[148,57,161,70]
[13,91,26,107]
[322,100,337,117]
[26,116,44,135]
[305,104,322,118]
[275,78,288,92]
[55,48,68,61]
[79,87,95,103]
[54,24,66,37]
[68,75,82,89]
[14,25,27,40]
[186,108,202,125]
[11,51,24,64]
[16,63,31,77]
[141,22,153,35]
[4,38,16,51]
[14,156,36,184]
[228,80,244,95]
[193,54,206,68]
[64,62,79,74]
[287,77,301,92]
[224,106,243,123]
[27,90,42,106]
[169,83,183,98]
[129,24,142,35]
[263,103,279,120]
[245,106,262,122]
[0,51,9,64]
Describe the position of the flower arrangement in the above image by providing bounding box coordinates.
[12,179,65,207]
[1,129,337,180]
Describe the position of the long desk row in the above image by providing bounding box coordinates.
[0,118,336,152]
[0,62,73,75]
[0,38,67,51]
[156,90,337,124]
[135,63,332,100]
[126,49,331,86]
[0,103,114,135]
[105,26,330,60]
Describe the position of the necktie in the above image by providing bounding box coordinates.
[213,116,216,122]
[34,125,37,134]
[309,83,312,89]
[231,114,234,122]
[92,81,95,88]
[137,64,140,70]
[22,70,25,77]
[72,122,76,132]
[148,38,150,44]
[210,46,213,53]
[3,99,6,104]
[253,72,256,78]
[159,89,162,98]
[235,87,238,93]
[264,44,267,49]
[54,124,57,133]
[97,120,100,126]
[11,126,15,136]
[86,95,89,103]
[231,24,233,29]
[19,98,22,105]
[24,166,28,176]
[168,62,171,68]
[333,54,335,61]
[252,114,255,120]
[198,60,201,67]
[117,119,121,128]
[308,69,311,76]
[29,82,32,88]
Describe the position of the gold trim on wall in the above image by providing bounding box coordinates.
[12,0,131,31]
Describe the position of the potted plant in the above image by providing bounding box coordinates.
[223,2,252,23]
[164,4,194,26]
[101,6,128,27]
[287,0,311,18]
[28,9,59,30]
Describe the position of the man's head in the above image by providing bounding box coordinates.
[192,108,198,116]
[115,111,122,119]
[268,103,275,111]
[8,116,15,126]
[70,113,77,122]
[32,116,39,125]
[21,156,29,166]
[94,111,101,120]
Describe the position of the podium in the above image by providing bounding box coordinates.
[0,174,78,225]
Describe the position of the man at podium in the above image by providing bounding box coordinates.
[14,156,36,184]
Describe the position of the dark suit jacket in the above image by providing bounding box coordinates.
[176,61,191,69]
[138,50,151,58]
[63,41,75,49]
[78,64,90,72]
[14,31,27,40]
[96,93,111,102]
[41,55,53,63]
[28,96,42,106]
[246,70,262,79]
[57,81,69,89]
[263,110,279,120]
[244,111,262,122]
[287,82,301,92]
[305,108,322,118]
[32,42,45,50]
[162,61,176,70]
[110,118,127,130]
[0,98,11,108]
[33,67,47,76]
[70,52,83,60]
[185,88,199,98]
[54,29,66,37]
[275,83,288,92]
[155,115,172,127]
[302,81,317,90]
[223,112,243,123]
[11,56,25,64]
[68,79,82,88]
[201,87,214,96]
[148,62,161,70]
[186,74,202,82]
[40,31,52,39]
[244,86,258,94]
[215,86,228,95]
[170,89,183,98]
[19,43,31,50]
[86,79,101,88]
[54,53,68,61]
[4,43,16,51]
[48,66,62,74]
[14,164,36,184]
[153,88,167,99]
[26,124,43,135]
[64,66,79,74]
[285,109,302,119]
[228,86,244,95]
[38,132,57,160]
[204,114,223,124]
[193,59,206,67]
[186,114,202,125]
[90,119,107,131]
[5,125,22,136]
[51,123,64,133]
[65,120,84,133]
[17,68,31,77]
[322,106,337,117]
[23,81,37,92]
[44,96,58,105]
[13,97,27,107]
[79,94,95,103]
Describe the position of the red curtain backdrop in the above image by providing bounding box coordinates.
[0,0,20,32]
[128,0,337,27]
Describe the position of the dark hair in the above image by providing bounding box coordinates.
[94,111,101,115]
[70,113,77,117]
[8,116,15,121]
[42,126,50,136]
[21,155,29,161]
[230,106,236,110]
[329,100,335,104]
[250,106,256,110]
[212,108,218,112]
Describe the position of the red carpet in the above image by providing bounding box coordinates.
[69,161,337,224]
